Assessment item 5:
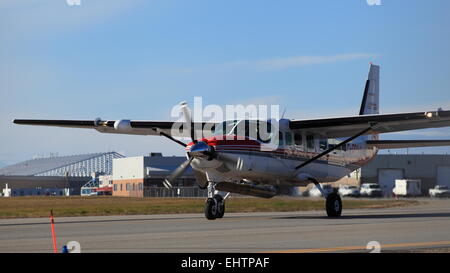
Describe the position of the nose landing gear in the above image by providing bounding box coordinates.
[205,194,225,220]
[204,182,226,220]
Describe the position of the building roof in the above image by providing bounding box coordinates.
[0,152,124,176]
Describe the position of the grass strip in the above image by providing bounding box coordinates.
[0,196,419,219]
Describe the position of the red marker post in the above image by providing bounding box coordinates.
[50,210,58,253]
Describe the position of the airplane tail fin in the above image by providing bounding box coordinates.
[359,63,380,115]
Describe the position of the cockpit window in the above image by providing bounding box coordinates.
[212,120,272,143]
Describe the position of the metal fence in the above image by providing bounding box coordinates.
[144,186,208,198]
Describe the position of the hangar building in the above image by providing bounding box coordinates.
[0,152,124,196]
[360,154,450,196]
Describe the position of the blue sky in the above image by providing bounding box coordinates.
[1,0,450,164]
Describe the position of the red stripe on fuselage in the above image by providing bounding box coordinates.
[185,136,261,151]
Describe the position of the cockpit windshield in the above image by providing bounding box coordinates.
[213,120,272,143]
[212,120,238,136]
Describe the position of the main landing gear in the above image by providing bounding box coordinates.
[325,192,342,217]
[204,182,226,220]
[309,178,342,217]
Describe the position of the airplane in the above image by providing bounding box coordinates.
[13,64,450,220]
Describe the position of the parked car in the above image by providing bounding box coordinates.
[360,183,383,197]
[338,185,360,197]
[307,184,336,197]
[429,185,450,197]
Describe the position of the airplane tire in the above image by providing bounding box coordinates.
[214,195,225,219]
[326,192,342,217]
[204,198,217,220]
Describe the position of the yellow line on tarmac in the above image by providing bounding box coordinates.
[263,241,450,253]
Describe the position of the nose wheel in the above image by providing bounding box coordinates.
[204,194,225,220]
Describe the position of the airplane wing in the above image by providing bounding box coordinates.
[366,140,450,149]
[13,119,216,138]
[289,109,450,138]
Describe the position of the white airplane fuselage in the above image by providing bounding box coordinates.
[188,120,379,187]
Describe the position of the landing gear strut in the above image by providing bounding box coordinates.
[309,178,342,217]
[204,182,226,220]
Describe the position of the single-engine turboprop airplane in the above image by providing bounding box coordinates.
[14,64,450,220]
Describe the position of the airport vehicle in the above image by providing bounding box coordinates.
[360,183,383,197]
[392,179,421,197]
[14,64,450,219]
[429,185,450,197]
[307,184,335,197]
[338,185,360,197]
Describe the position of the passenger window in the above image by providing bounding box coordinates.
[294,133,302,146]
[306,134,314,150]
[285,132,293,145]
[278,132,284,146]
[319,139,328,150]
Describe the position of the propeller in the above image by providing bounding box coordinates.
[163,156,194,189]
[162,102,226,189]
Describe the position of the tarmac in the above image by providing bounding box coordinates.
[0,198,450,253]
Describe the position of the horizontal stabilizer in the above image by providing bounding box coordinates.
[366,140,450,149]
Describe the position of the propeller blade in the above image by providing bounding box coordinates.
[163,156,194,189]
[180,102,197,143]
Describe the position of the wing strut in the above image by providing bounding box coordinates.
[152,128,187,147]
[294,125,374,170]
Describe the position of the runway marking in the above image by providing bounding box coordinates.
[262,240,450,253]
